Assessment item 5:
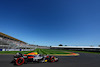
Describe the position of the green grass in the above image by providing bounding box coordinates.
[33,48,71,55]
[63,50,100,54]
[0,51,34,54]
[0,49,71,55]
[1,48,99,55]
[34,49,100,55]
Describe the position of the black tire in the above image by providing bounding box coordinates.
[55,57,59,62]
[50,56,55,62]
[16,57,25,66]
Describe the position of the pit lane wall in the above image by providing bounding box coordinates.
[0,49,34,51]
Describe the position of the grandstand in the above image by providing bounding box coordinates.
[0,32,35,49]
[51,46,100,52]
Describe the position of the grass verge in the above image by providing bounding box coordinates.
[63,50,100,54]
[33,48,79,56]
[0,51,34,54]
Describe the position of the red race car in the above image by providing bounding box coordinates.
[11,52,59,66]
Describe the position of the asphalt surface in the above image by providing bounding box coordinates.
[0,53,100,67]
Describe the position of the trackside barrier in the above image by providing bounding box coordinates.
[21,49,34,51]
[0,49,2,51]
[5,49,20,51]
[0,49,34,51]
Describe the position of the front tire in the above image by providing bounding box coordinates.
[50,56,55,62]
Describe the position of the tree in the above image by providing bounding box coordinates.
[59,44,63,46]
[98,45,100,47]
[90,45,93,47]
[65,45,67,46]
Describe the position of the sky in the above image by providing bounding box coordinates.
[0,0,100,46]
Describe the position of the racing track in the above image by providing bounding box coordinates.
[0,53,100,67]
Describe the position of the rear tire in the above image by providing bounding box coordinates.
[16,57,25,66]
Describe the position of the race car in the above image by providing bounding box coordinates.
[11,52,59,66]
